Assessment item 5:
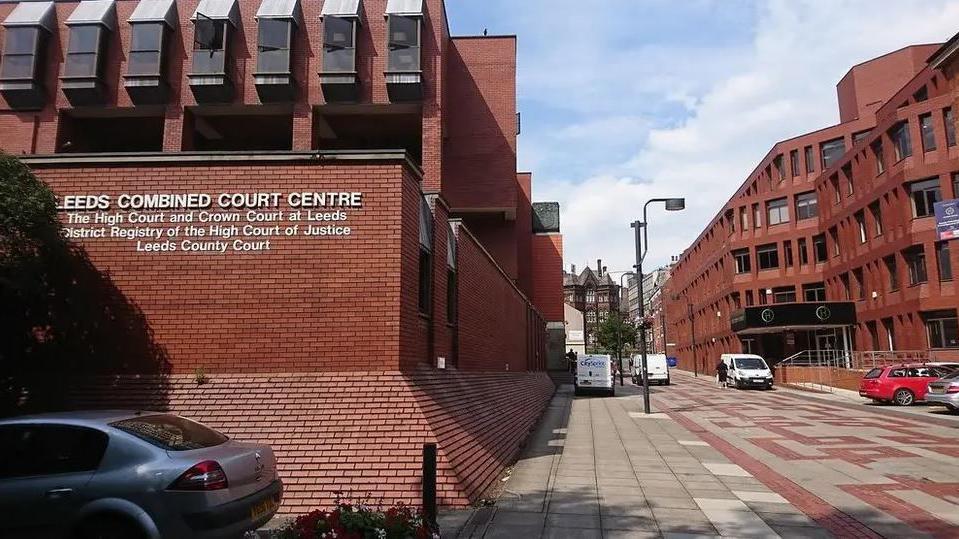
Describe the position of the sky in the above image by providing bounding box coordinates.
[445,0,959,274]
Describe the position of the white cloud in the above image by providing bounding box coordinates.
[531,0,959,273]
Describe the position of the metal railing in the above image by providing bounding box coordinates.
[777,349,948,393]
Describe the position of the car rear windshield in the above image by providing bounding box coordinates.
[110,415,228,451]
[864,368,883,379]
[734,358,766,370]
[943,370,959,380]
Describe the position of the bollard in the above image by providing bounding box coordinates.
[422,443,438,529]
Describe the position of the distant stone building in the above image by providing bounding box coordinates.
[624,266,672,352]
[564,260,621,350]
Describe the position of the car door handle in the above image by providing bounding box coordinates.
[45,488,74,498]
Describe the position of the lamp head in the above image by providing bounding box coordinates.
[664,198,686,211]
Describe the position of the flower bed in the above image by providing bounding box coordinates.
[279,495,439,539]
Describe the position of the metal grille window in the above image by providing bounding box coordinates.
[804,145,814,173]
[803,282,826,302]
[0,27,42,80]
[937,242,953,282]
[904,245,928,286]
[756,243,779,270]
[790,149,800,177]
[387,15,420,71]
[766,197,789,226]
[820,137,845,169]
[925,312,959,349]
[323,16,355,72]
[128,23,164,76]
[909,177,941,218]
[945,108,956,148]
[813,234,827,263]
[884,255,898,291]
[795,191,818,220]
[890,121,912,162]
[920,113,937,152]
[732,249,751,274]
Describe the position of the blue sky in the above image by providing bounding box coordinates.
[445,0,959,273]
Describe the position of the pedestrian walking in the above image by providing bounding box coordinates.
[566,349,577,373]
[716,360,728,389]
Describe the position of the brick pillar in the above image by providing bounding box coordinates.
[163,107,187,152]
[292,103,312,151]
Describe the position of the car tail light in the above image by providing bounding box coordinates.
[168,461,228,491]
[948,383,959,394]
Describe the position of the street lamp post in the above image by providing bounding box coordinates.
[633,198,686,414]
[616,272,635,386]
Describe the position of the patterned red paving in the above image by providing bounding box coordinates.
[653,373,959,538]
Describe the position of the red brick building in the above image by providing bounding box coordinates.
[665,42,959,374]
[0,0,564,512]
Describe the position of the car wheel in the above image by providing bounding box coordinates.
[75,516,145,539]
[894,388,915,406]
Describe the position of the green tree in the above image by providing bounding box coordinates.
[595,312,638,362]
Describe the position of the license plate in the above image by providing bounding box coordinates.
[251,496,278,521]
[580,380,591,385]
[929,387,945,394]
[752,379,765,383]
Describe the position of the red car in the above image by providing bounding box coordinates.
[859,364,957,406]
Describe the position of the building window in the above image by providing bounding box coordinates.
[937,242,953,282]
[127,23,165,76]
[867,321,880,350]
[798,238,809,266]
[871,140,885,175]
[783,240,794,267]
[795,191,818,220]
[418,196,433,314]
[853,130,872,144]
[855,211,867,244]
[844,165,854,196]
[733,249,751,274]
[803,282,826,302]
[883,318,896,351]
[829,226,840,257]
[586,311,596,324]
[752,203,761,229]
[954,173,959,199]
[821,137,845,169]
[745,290,754,306]
[804,145,814,174]
[920,113,937,152]
[831,176,841,205]
[884,255,899,291]
[945,108,956,148]
[740,207,748,231]
[759,288,768,305]
[869,202,883,237]
[890,121,912,162]
[586,288,594,303]
[64,25,106,78]
[766,197,789,226]
[774,155,785,182]
[840,273,851,300]
[757,243,779,270]
[813,234,827,263]
[193,18,229,74]
[772,287,796,304]
[257,18,293,74]
[0,26,46,82]
[925,311,959,349]
[909,177,942,218]
[322,15,356,72]
[447,225,458,324]
[790,149,800,177]
[853,267,865,300]
[387,15,421,71]
[904,245,928,286]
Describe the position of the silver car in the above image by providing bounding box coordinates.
[927,370,959,413]
[0,411,282,539]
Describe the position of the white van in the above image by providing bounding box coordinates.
[721,354,774,390]
[574,354,615,397]
[631,354,670,386]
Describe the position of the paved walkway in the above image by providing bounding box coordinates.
[446,371,959,538]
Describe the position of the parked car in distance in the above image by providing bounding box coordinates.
[631,354,670,386]
[720,354,774,390]
[575,354,615,397]
[926,370,959,413]
[858,364,956,406]
[0,411,282,539]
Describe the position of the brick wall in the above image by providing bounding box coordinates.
[63,368,555,512]
[27,157,415,374]
[531,234,564,322]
